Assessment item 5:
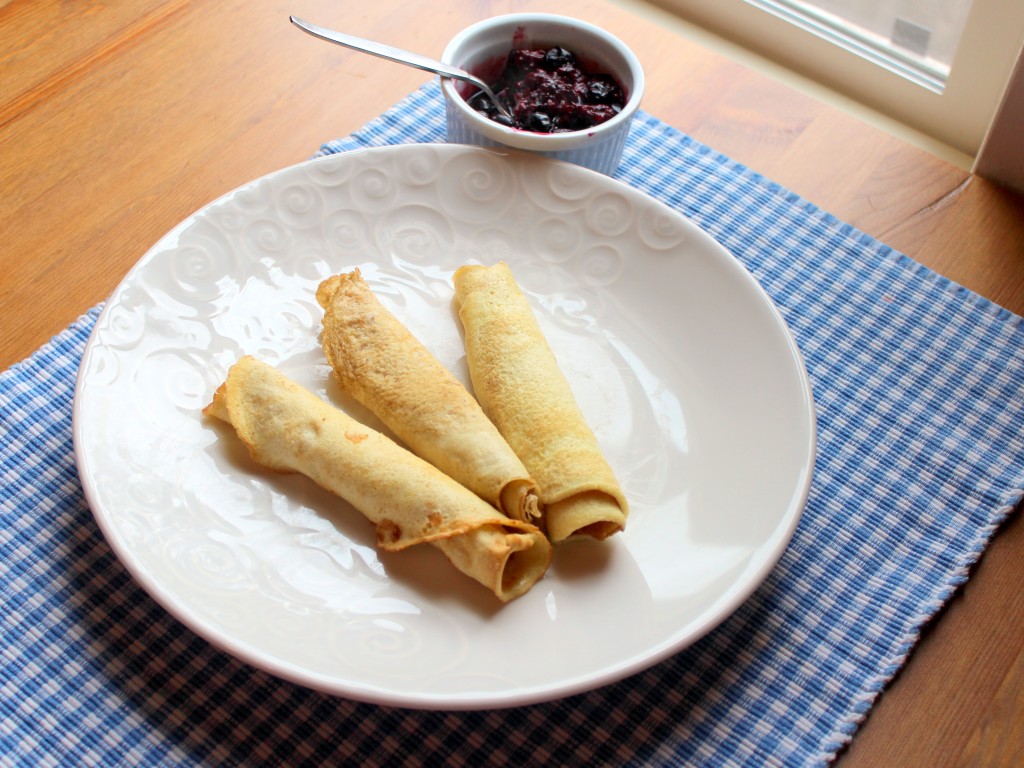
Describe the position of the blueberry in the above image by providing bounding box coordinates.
[544,47,575,69]
[586,76,623,105]
[469,93,496,113]
[526,111,553,132]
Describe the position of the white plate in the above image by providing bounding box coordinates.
[73,144,815,709]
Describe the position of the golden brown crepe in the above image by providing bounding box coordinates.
[453,262,629,543]
[316,270,540,524]
[203,356,551,602]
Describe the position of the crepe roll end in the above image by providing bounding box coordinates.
[202,382,230,422]
[500,479,543,524]
[546,491,626,543]
[315,269,357,309]
[435,524,552,602]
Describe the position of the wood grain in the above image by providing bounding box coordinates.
[1,1,1021,764]
[839,509,1024,767]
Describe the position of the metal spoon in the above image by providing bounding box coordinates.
[289,16,511,118]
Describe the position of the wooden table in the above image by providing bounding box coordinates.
[4,1,1021,763]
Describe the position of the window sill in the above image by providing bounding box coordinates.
[611,0,976,170]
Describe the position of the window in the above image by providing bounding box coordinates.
[655,0,1024,158]
[744,0,978,92]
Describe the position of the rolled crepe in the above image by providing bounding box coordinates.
[316,270,540,524]
[453,262,629,543]
[203,356,551,602]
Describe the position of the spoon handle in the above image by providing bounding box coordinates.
[289,16,487,90]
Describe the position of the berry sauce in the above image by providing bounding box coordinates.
[469,47,625,133]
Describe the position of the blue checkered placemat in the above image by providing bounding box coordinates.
[3,81,1023,767]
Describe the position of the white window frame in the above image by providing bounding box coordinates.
[974,46,1024,191]
[652,0,1024,163]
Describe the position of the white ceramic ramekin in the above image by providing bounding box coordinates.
[440,14,644,176]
